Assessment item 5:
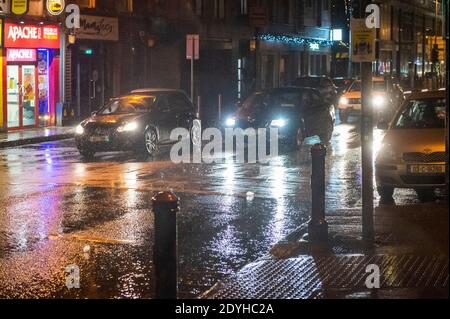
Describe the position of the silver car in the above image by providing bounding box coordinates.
[375,89,447,202]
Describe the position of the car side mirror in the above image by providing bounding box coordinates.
[91,111,97,116]
[377,121,388,130]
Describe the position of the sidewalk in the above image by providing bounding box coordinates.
[0,126,75,149]
[202,202,449,299]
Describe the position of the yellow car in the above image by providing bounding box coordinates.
[375,89,447,202]
[338,77,393,123]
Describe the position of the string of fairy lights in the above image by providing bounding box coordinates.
[259,34,349,49]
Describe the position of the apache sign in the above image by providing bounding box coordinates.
[75,15,119,41]
[6,48,37,62]
[4,23,60,49]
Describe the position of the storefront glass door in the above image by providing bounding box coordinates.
[21,65,37,127]
[7,65,37,129]
[7,66,20,128]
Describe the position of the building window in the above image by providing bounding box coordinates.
[237,59,243,100]
[94,0,115,12]
[273,0,289,24]
[321,55,328,75]
[323,0,330,11]
[193,0,203,16]
[127,0,133,12]
[116,0,134,12]
[310,55,315,75]
[74,0,96,8]
[279,55,288,86]
[241,0,248,15]
[214,0,225,20]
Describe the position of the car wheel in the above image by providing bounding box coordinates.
[144,128,158,157]
[79,148,95,159]
[415,188,435,202]
[339,110,349,124]
[378,186,394,202]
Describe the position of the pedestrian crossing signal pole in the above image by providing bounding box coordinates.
[361,61,374,241]
[352,0,376,241]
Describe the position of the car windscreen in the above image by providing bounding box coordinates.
[97,96,156,115]
[373,81,387,92]
[293,78,321,87]
[349,81,361,92]
[240,93,266,110]
[349,81,386,92]
[268,92,301,109]
[394,97,446,129]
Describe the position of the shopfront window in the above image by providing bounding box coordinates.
[3,21,60,130]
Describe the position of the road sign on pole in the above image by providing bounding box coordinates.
[351,15,375,241]
[351,18,376,63]
[186,34,199,102]
[186,34,199,60]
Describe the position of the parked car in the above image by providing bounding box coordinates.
[75,89,198,158]
[291,76,338,106]
[224,87,336,148]
[375,89,446,202]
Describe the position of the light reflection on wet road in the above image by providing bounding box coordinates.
[0,123,427,298]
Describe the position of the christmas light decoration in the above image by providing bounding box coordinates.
[259,34,335,48]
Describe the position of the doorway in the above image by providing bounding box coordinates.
[76,45,106,119]
[7,64,38,129]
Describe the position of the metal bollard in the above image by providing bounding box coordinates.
[152,191,179,299]
[308,144,328,242]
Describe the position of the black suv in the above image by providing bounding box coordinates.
[75,89,197,158]
[292,76,338,106]
[224,87,336,148]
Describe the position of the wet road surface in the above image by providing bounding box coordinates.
[0,122,435,298]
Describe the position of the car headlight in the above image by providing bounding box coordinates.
[376,143,396,162]
[75,124,84,135]
[271,119,287,128]
[225,118,236,127]
[373,96,385,108]
[117,122,138,132]
[339,97,349,105]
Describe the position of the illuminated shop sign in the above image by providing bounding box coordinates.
[10,0,29,15]
[46,0,65,16]
[4,23,60,49]
[6,48,37,62]
[0,0,10,14]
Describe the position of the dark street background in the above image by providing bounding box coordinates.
[0,122,442,298]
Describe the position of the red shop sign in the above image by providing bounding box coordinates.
[4,23,60,49]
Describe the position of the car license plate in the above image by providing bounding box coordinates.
[408,164,445,174]
[90,136,110,143]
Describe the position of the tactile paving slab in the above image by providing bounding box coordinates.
[206,255,449,299]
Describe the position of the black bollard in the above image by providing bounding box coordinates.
[308,143,328,242]
[152,191,179,299]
